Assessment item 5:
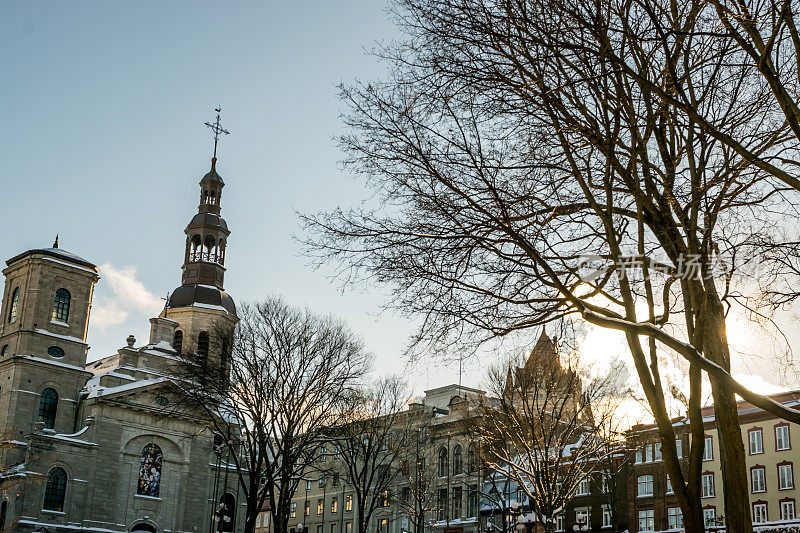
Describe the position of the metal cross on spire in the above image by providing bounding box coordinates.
[204,107,230,159]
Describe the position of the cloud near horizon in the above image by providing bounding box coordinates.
[90,263,163,332]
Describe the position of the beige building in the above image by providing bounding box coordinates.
[288,384,486,533]
[627,390,800,530]
[0,154,242,533]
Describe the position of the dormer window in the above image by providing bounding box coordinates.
[7,288,19,323]
[52,288,71,323]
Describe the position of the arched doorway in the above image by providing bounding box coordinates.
[131,523,157,533]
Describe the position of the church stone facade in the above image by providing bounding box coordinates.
[0,155,243,533]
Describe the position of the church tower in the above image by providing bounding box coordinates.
[0,240,98,436]
[163,109,238,364]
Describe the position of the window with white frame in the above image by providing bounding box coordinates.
[667,507,683,529]
[638,510,654,531]
[574,508,589,528]
[675,438,683,459]
[703,436,713,461]
[749,429,764,454]
[781,500,796,520]
[555,514,564,532]
[601,470,611,493]
[666,474,673,494]
[777,425,791,451]
[752,467,766,492]
[753,503,767,523]
[654,442,662,461]
[703,508,716,526]
[702,473,715,498]
[635,448,643,464]
[576,475,590,496]
[637,475,654,497]
[601,505,612,527]
[645,444,653,463]
[779,463,794,489]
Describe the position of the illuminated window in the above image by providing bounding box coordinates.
[667,507,683,529]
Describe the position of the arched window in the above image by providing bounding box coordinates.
[453,445,463,475]
[137,443,164,497]
[190,234,202,261]
[0,499,7,532]
[38,388,58,429]
[203,235,216,262]
[197,332,209,359]
[438,447,449,477]
[173,330,183,355]
[467,444,477,473]
[52,288,71,323]
[42,467,67,511]
[0,345,8,358]
[219,492,236,532]
[7,288,19,324]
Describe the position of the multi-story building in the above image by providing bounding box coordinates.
[626,390,800,530]
[289,333,629,533]
[0,148,243,533]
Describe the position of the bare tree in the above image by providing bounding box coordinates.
[321,376,409,533]
[300,0,800,529]
[475,337,622,532]
[173,296,371,533]
[0,438,29,532]
[393,417,440,533]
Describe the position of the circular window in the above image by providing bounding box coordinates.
[47,346,65,358]
[154,395,169,406]
[0,345,8,357]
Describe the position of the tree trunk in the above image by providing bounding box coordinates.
[703,291,752,532]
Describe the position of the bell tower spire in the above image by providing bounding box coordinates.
[179,108,231,289]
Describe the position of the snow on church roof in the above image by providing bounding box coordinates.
[6,246,97,270]
[85,377,169,399]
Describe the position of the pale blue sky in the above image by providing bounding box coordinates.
[1,1,484,391]
[2,2,792,406]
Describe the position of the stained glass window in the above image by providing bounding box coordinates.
[137,443,163,497]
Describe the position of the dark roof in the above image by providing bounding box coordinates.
[187,213,229,232]
[6,247,97,270]
[200,164,225,186]
[167,284,237,316]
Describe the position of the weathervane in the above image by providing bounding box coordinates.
[204,107,230,159]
